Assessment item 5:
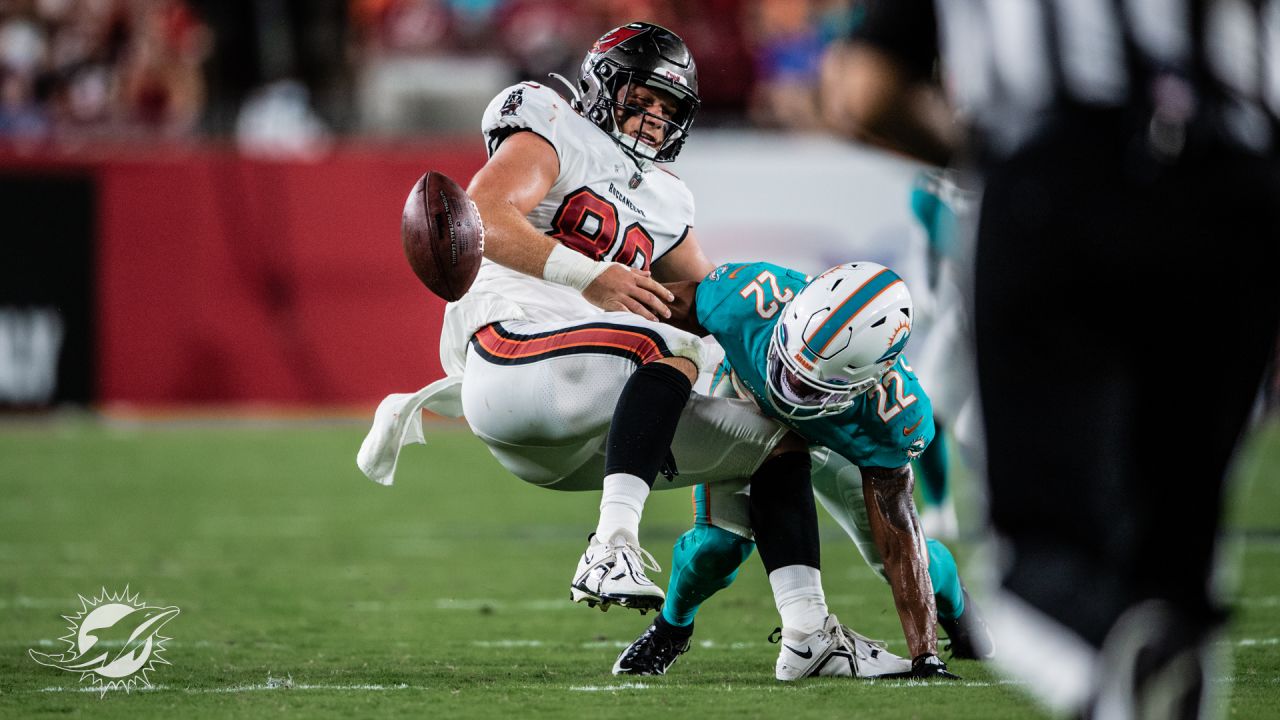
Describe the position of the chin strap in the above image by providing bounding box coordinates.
[547,72,583,112]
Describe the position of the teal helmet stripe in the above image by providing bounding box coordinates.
[801,269,902,361]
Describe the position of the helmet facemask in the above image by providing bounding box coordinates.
[593,66,696,161]
[577,22,700,163]
[765,322,877,420]
[761,262,914,421]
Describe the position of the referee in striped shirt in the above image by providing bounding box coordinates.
[827,1,1280,717]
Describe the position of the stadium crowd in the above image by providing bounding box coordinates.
[0,0,208,140]
[0,0,861,142]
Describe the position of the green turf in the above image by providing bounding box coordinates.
[1,416,1277,718]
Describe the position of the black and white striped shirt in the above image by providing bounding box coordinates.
[856,0,1280,160]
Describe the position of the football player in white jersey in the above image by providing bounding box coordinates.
[455,21,755,613]
[360,22,913,681]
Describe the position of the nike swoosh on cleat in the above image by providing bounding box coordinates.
[902,418,923,436]
[785,644,813,659]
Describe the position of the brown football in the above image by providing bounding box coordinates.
[402,171,484,302]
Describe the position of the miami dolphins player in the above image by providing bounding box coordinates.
[908,168,979,540]
[613,261,991,678]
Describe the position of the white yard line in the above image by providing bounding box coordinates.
[1237,638,1280,646]
[569,683,650,691]
[36,683,427,694]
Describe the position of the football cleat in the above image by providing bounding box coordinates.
[612,617,692,675]
[772,614,905,681]
[570,533,664,612]
[838,624,914,678]
[881,652,962,680]
[940,589,995,660]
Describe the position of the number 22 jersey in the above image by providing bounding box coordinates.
[440,82,696,376]
[696,262,935,469]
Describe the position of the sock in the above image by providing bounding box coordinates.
[604,361,693,487]
[927,538,965,620]
[748,451,820,572]
[596,473,650,544]
[915,421,951,507]
[654,612,693,638]
[769,564,828,635]
[661,524,756,627]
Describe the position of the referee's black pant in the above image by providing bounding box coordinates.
[973,114,1279,650]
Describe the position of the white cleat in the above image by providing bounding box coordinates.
[839,624,913,678]
[774,615,912,681]
[569,534,664,613]
[774,614,856,680]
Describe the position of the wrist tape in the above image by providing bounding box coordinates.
[543,243,613,291]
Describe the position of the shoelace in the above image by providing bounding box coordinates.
[837,624,889,652]
[621,628,690,673]
[582,541,662,578]
[639,628,690,659]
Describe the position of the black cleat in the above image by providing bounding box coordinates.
[940,589,994,660]
[612,616,692,676]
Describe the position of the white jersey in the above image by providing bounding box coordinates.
[439,82,697,376]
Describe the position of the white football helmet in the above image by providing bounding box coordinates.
[766,262,914,420]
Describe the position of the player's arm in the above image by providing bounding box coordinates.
[861,462,939,662]
[466,131,674,320]
[650,230,715,334]
[651,228,715,284]
[659,280,706,336]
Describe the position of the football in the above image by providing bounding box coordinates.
[402,171,485,302]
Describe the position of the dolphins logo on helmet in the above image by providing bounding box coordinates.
[765,262,914,420]
[576,22,700,163]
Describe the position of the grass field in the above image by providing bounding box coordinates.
[1,415,1277,719]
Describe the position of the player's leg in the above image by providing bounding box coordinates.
[587,354,697,590]
[461,322,625,487]
[618,440,913,679]
[747,445,856,680]
[615,447,871,681]
[610,384,818,677]
[927,539,993,660]
[611,511,755,675]
[754,444,913,680]
[462,315,706,611]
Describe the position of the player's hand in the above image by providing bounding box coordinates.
[583,264,674,321]
[910,653,961,680]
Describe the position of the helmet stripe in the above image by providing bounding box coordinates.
[801,269,903,361]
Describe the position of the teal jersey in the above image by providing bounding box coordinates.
[696,262,933,469]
